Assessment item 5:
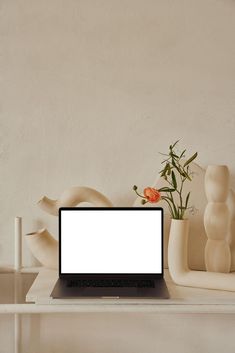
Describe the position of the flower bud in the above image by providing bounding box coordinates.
[143,187,161,203]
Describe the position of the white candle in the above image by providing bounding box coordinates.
[14,217,22,272]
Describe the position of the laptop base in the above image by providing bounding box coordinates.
[51,278,169,299]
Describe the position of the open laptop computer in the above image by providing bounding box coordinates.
[51,207,169,299]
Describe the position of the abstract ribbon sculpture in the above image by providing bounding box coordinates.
[25,187,113,269]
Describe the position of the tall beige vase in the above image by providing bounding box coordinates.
[168,219,190,281]
[204,165,231,273]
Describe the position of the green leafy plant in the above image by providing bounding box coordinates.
[133,140,198,219]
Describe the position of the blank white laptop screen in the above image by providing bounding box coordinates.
[60,209,162,274]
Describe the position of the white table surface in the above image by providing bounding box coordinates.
[12,268,234,314]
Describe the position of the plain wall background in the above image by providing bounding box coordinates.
[1,1,235,352]
[1,0,235,267]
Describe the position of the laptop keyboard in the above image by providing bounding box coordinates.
[66,279,155,288]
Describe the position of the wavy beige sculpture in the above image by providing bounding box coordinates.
[26,186,113,269]
[228,189,235,271]
[168,219,235,291]
[38,186,113,216]
[204,165,231,273]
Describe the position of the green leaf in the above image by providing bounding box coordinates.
[170,151,179,160]
[159,164,168,177]
[186,174,192,181]
[171,140,180,149]
[171,170,177,189]
[183,152,198,167]
[167,163,171,175]
[158,187,175,192]
[179,149,186,159]
[174,164,185,177]
[161,157,171,164]
[141,199,148,205]
[185,192,190,208]
[172,153,179,159]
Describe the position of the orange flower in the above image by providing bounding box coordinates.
[144,187,161,203]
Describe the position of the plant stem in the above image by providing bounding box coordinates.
[134,189,145,199]
[161,196,174,218]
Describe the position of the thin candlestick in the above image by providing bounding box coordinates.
[14,217,22,272]
[14,217,22,353]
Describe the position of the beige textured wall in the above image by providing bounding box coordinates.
[1,0,235,267]
[1,1,235,352]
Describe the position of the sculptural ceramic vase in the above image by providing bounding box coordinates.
[25,228,58,269]
[168,219,190,281]
[204,165,231,273]
[38,186,113,216]
[25,186,113,269]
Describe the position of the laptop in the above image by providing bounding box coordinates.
[51,207,169,299]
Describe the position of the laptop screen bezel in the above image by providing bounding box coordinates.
[59,207,164,279]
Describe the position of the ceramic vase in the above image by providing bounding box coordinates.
[38,186,113,216]
[168,219,190,282]
[204,165,231,273]
[26,186,113,269]
[25,228,58,269]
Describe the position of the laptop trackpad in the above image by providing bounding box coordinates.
[80,286,141,298]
